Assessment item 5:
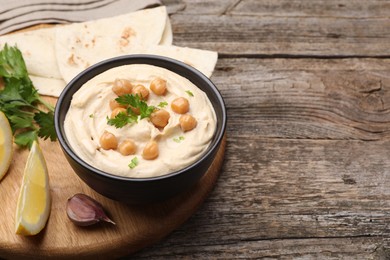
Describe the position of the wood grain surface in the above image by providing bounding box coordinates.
[168,0,390,57]
[1,0,390,259]
[0,94,226,259]
[127,0,390,259]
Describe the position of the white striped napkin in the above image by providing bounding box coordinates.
[0,0,161,35]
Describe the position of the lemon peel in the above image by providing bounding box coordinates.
[0,111,13,181]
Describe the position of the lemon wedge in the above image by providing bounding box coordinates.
[15,140,51,235]
[0,111,13,181]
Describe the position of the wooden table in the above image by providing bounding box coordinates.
[130,0,390,258]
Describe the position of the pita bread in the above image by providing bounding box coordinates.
[128,45,218,77]
[0,6,218,98]
[55,6,168,83]
[57,44,217,82]
[0,27,62,79]
[30,75,66,97]
[159,18,173,46]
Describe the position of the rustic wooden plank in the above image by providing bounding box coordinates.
[165,0,390,17]
[135,237,388,259]
[170,14,390,56]
[132,136,390,258]
[163,0,237,15]
[231,0,390,18]
[210,58,390,140]
[164,0,390,57]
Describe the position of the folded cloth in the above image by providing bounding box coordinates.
[0,0,161,35]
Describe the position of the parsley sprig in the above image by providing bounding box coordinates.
[0,44,57,148]
[107,94,155,128]
[107,110,137,128]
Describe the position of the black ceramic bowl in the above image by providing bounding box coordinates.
[54,55,226,204]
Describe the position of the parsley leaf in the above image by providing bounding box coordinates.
[8,112,35,130]
[128,157,139,169]
[35,111,56,141]
[14,130,38,148]
[139,101,155,119]
[115,94,143,108]
[107,110,138,128]
[109,94,155,128]
[158,101,168,108]
[0,44,57,148]
[185,90,194,97]
[0,44,28,78]
[173,136,185,143]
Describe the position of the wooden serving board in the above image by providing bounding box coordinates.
[0,96,226,258]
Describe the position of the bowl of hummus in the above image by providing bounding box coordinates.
[55,55,226,203]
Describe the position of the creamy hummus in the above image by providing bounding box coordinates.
[64,64,216,178]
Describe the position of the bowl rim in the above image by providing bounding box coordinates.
[54,54,227,182]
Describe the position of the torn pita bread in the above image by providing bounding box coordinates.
[58,44,217,82]
[30,75,66,97]
[159,18,173,45]
[0,6,218,99]
[128,45,218,77]
[55,6,168,83]
[0,27,62,79]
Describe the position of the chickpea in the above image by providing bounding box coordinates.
[179,114,197,132]
[118,139,137,156]
[132,84,149,100]
[150,109,170,128]
[110,107,127,119]
[142,140,159,160]
[150,78,167,96]
[109,99,126,110]
[100,131,118,150]
[171,97,189,114]
[129,106,140,115]
[112,78,133,96]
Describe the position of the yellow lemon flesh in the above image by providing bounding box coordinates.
[15,140,51,235]
[0,111,13,181]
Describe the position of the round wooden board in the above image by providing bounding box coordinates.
[0,112,226,259]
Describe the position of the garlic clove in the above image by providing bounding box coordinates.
[66,193,115,226]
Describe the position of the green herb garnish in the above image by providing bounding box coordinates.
[128,157,139,169]
[173,136,185,143]
[106,110,138,128]
[157,101,168,108]
[0,44,56,148]
[107,94,155,128]
[116,94,155,119]
[89,114,94,118]
[185,90,194,97]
